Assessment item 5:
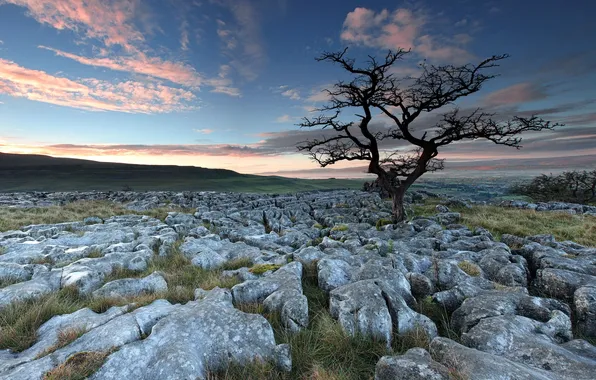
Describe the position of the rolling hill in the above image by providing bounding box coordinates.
[0,152,364,193]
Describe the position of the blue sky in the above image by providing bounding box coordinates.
[0,0,594,176]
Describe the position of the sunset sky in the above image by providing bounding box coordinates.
[0,0,594,177]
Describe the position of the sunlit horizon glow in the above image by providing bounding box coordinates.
[0,0,594,177]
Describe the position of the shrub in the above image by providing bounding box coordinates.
[511,170,596,203]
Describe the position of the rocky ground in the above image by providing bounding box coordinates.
[0,190,594,379]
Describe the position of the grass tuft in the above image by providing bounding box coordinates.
[376,218,393,231]
[36,327,87,358]
[249,264,282,275]
[221,257,253,271]
[330,224,349,232]
[457,261,481,277]
[43,350,112,380]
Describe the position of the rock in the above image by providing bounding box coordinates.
[375,348,450,380]
[83,216,103,225]
[574,285,596,338]
[430,337,558,380]
[89,288,291,379]
[460,313,596,379]
[534,268,596,299]
[435,205,450,214]
[92,272,168,299]
[406,272,434,297]
[232,262,309,332]
[317,258,353,292]
[329,279,437,347]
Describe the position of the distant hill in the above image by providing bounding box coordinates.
[0,152,363,193]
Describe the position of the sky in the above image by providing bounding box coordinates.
[0,0,594,177]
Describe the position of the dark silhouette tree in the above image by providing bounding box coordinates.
[297,48,559,222]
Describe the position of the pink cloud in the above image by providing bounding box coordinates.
[40,46,241,97]
[340,7,474,64]
[40,46,202,87]
[484,83,548,106]
[341,7,423,51]
[5,1,242,97]
[0,58,196,113]
[2,0,143,51]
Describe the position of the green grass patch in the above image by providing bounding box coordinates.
[249,264,282,275]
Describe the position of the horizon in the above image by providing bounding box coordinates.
[0,0,595,177]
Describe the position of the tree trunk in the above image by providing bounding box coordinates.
[391,190,406,223]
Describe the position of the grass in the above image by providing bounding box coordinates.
[413,199,596,247]
[221,257,254,271]
[457,261,481,277]
[36,327,87,358]
[249,264,282,275]
[416,296,459,341]
[375,218,393,231]
[330,224,349,232]
[0,277,23,288]
[0,200,194,232]
[43,350,112,380]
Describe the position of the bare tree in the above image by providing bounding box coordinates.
[297,48,559,222]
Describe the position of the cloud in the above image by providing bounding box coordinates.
[6,1,242,98]
[0,58,196,113]
[341,8,422,51]
[484,83,548,107]
[40,46,241,97]
[340,7,474,64]
[40,46,203,87]
[416,35,473,64]
[275,114,296,123]
[180,19,190,51]
[281,88,300,100]
[213,0,266,81]
[194,129,214,134]
[1,0,144,51]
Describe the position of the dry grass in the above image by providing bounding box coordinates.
[0,200,193,232]
[36,327,87,358]
[221,257,254,271]
[413,201,596,247]
[0,277,23,288]
[43,350,112,380]
[457,261,481,277]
